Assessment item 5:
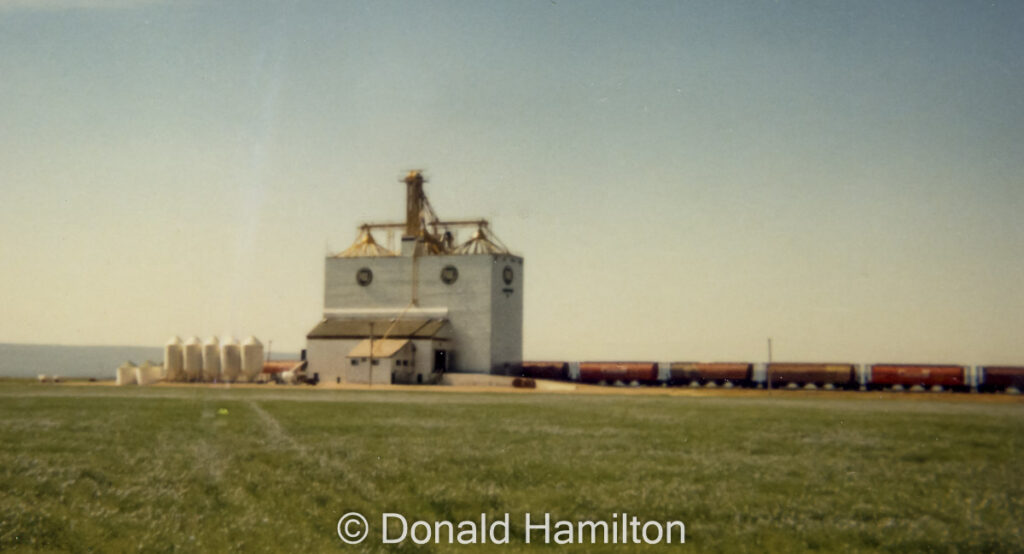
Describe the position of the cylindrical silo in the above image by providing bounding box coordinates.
[164,336,184,381]
[116,362,137,386]
[183,336,203,381]
[135,361,162,386]
[240,336,264,382]
[220,337,241,382]
[202,336,221,382]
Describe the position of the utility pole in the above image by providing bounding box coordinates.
[767,337,773,390]
[369,322,374,388]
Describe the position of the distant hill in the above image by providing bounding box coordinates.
[0,343,299,379]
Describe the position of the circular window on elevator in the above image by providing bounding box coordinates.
[440,265,458,285]
[356,268,373,286]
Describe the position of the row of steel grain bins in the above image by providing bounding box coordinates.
[116,361,163,386]
[164,336,264,382]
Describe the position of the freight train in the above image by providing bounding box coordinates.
[518,361,1024,393]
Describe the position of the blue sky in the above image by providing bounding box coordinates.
[1,1,1022,364]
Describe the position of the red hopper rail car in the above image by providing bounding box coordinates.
[767,363,857,389]
[668,362,752,386]
[977,366,1024,392]
[578,362,659,385]
[868,364,967,391]
[519,361,570,381]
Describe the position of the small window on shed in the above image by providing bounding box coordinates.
[371,359,380,366]
[350,359,358,366]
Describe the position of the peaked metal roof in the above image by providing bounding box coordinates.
[334,228,396,258]
[452,226,508,255]
[306,317,450,340]
[347,339,410,358]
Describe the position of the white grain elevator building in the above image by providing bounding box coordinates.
[305,171,523,385]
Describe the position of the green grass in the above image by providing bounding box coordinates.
[0,383,1022,553]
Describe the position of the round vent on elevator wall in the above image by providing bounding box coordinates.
[502,266,514,285]
[441,265,458,285]
[356,268,373,286]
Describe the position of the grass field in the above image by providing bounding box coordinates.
[1,381,1022,552]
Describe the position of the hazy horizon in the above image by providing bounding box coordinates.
[2,1,1022,366]
[0,342,302,379]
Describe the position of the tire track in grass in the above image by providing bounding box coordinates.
[244,400,381,504]
[246,399,305,454]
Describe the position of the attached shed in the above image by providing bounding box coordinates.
[346,339,414,384]
[306,317,451,385]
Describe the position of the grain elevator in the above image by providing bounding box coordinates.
[305,171,523,385]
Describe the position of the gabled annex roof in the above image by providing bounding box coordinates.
[306,317,450,340]
[347,339,410,358]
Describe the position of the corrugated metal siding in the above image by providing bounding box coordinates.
[322,254,522,373]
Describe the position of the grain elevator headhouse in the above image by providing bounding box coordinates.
[305,171,524,385]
